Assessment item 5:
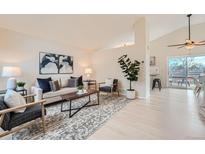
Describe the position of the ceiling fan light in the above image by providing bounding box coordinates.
[185,44,194,49]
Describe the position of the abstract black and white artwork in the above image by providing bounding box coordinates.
[58,55,73,74]
[39,52,73,74]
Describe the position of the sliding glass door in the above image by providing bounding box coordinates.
[168,55,205,89]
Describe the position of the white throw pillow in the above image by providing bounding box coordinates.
[60,77,69,88]
[105,78,114,87]
[4,90,26,113]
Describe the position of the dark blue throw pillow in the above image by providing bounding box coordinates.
[37,77,52,93]
[71,76,83,86]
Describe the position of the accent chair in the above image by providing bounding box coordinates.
[98,79,120,96]
[0,94,46,138]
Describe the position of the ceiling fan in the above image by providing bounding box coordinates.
[168,14,205,49]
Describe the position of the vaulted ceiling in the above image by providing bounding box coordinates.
[0,14,204,51]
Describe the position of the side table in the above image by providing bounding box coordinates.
[83,80,97,90]
[0,88,27,96]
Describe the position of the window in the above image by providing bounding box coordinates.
[168,55,205,89]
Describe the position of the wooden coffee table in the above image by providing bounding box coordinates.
[61,89,99,118]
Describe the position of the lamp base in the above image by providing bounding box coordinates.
[7,77,17,90]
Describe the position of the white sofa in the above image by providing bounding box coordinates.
[31,78,78,104]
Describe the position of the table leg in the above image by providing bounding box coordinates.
[97,91,99,105]
[61,92,100,118]
[69,100,72,118]
[61,101,63,112]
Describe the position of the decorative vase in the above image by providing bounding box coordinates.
[126,90,136,99]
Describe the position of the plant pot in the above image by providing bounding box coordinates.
[16,86,24,91]
[126,90,136,99]
[77,90,84,94]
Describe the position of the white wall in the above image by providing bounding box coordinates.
[0,27,92,90]
[92,18,150,98]
[150,22,205,87]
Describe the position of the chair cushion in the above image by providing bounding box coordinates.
[105,78,114,86]
[8,104,46,130]
[4,90,26,113]
[0,97,10,131]
[37,77,52,93]
[99,86,112,93]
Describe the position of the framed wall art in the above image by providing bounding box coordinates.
[39,52,73,74]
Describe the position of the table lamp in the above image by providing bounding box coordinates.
[1,66,21,90]
[84,68,92,79]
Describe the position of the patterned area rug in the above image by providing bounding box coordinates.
[14,95,130,140]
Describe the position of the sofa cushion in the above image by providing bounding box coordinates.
[0,96,10,131]
[43,87,77,99]
[49,80,60,92]
[37,77,52,93]
[51,77,61,85]
[8,104,45,130]
[60,77,69,88]
[68,79,78,87]
[71,76,83,86]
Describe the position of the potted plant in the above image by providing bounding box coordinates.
[118,54,141,99]
[77,85,84,94]
[16,82,26,91]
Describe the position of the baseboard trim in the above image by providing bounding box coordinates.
[136,96,149,99]
[120,92,149,100]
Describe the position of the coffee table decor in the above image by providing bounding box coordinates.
[13,95,130,140]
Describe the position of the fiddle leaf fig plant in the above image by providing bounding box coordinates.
[118,54,141,91]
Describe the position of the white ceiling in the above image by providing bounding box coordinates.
[146,14,205,41]
[0,14,205,51]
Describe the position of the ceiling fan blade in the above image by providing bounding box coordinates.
[198,40,205,43]
[168,43,186,47]
[178,45,185,49]
[194,42,205,46]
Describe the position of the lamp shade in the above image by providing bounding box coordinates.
[2,66,21,77]
[84,68,92,74]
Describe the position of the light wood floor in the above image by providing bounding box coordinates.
[89,88,205,139]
